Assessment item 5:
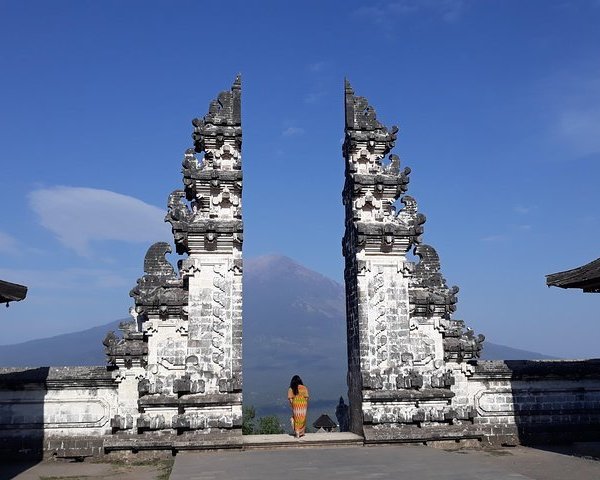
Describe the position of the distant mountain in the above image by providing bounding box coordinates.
[243,255,347,411]
[480,343,555,361]
[0,255,554,422]
[0,319,122,366]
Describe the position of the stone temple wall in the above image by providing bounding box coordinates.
[457,360,600,445]
[0,367,117,458]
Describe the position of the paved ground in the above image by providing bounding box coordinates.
[2,443,600,480]
[451,445,600,480]
[0,459,173,480]
[170,444,600,480]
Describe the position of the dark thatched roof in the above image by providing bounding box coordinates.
[0,280,28,304]
[546,257,600,293]
[313,414,337,429]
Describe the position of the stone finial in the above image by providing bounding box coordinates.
[344,78,398,154]
[413,244,444,288]
[396,196,426,245]
[165,191,193,254]
[344,78,386,132]
[409,244,459,319]
[143,242,176,278]
[443,320,485,362]
[192,76,242,152]
[103,322,148,368]
[130,242,187,316]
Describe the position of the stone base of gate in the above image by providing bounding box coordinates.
[363,424,486,445]
[104,430,243,453]
[103,432,364,454]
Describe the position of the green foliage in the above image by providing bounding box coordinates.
[256,415,284,434]
[242,405,256,435]
[242,406,284,435]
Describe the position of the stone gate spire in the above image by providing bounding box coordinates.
[104,77,244,450]
[342,80,484,443]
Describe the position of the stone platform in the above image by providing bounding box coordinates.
[169,443,600,480]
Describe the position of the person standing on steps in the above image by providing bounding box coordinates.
[288,375,309,438]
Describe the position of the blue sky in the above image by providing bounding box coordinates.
[1,0,599,358]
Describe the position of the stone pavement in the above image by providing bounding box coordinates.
[170,443,600,480]
[1,459,172,480]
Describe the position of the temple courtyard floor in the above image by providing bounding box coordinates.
[3,435,600,480]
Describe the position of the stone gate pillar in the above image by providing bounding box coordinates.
[167,75,244,439]
[104,77,243,451]
[342,80,485,443]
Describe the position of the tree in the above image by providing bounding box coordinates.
[256,415,284,434]
[242,405,256,435]
[243,406,284,435]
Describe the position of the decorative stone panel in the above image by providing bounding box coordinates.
[465,360,600,444]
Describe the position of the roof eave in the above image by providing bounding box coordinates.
[0,280,28,303]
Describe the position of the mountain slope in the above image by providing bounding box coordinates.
[480,343,555,360]
[0,319,122,366]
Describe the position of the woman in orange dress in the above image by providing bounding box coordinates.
[288,375,309,438]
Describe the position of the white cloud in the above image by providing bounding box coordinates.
[353,0,466,25]
[0,231,18,254]
[558,108,600,155]
[514,205,536,215]
[578,214,598,227]
[0,267,132,291]
[304,92,327,105]
[543,69,600,157]
[353,5,387,24]
[308,61,326,73]
[29,186,171,256]
[481,234,507,242]
[282,126,305,137]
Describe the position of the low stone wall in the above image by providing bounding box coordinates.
[459,359,600,445]
[0,366,117,458]
[3,360,600,455]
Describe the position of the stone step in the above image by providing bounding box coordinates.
[242,432,364,449]
[103,432,363,452]
[363,424,486,444]
[104,433,243,452]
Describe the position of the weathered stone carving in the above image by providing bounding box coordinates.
[410,246,456,312]
[102,321,147,369]
[168,76,243,256]
[443,320,485,362]
[129,241,187,319]
[342,80,484,443]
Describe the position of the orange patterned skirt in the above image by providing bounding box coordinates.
[288,385,309,436]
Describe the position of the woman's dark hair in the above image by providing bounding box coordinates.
[290,375,303,396]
